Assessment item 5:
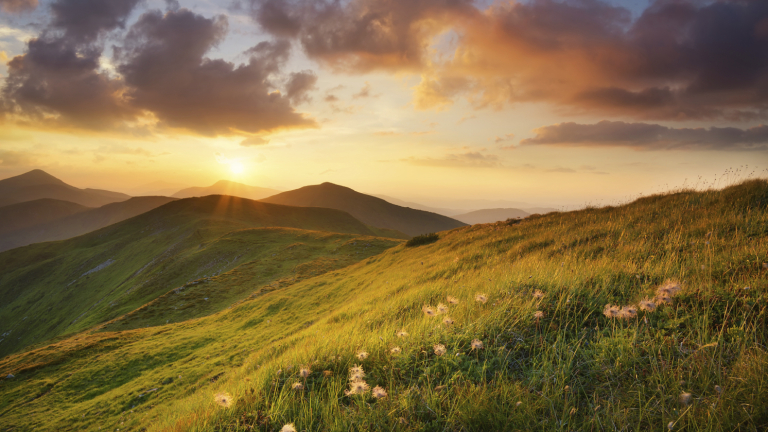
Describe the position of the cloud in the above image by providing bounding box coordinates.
[1,0,141,129]
[0,150,37,166]
[0,0,37,13]
[248,0,768,120]
[1,1,318,137]
[521,121,768,151]
[116,10,316,135]
[404,151,501,168]
[494,133,514,143]
[284,70,317,104]
[240,136,270,146]
[247,0,475,72]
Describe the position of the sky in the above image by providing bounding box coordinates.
[0,0,767,209]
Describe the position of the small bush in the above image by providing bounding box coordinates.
[406,233,439,247]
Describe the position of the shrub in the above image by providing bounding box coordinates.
[405,233,439,247]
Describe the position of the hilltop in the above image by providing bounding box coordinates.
[0,169,130,208]
[0,180,765,431]
[0,194,404,357]
[0,196,177,252]
[173,180,280,201]
[452,207,532,224]
[262,182,467,236]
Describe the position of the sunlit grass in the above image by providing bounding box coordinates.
[1,179,766,431]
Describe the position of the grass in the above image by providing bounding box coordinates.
[0,180,766,431]
[0,195,404,357]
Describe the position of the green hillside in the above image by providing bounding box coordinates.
[0,180,766,432]
[0,195,403,357]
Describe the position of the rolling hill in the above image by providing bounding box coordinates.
[0,169,131,208]
[0,199,91,236]
[0,180,765,431]
[0,196,177,252]
[0,194,403,357]
[261,182,467,236]
[452,207,532,224]
[173,180,280,200]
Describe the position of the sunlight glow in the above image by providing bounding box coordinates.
[229,161,244,175]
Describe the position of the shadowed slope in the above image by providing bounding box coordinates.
[262,182,467,236]
[0,199,91,236]
[0,170,131,208]
[0,196,177,252]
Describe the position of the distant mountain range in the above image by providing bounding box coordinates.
[0,169,130,208]
[452,208,531,225]
[173,180,280,201]
[0,196,177,252]
[0,199,91,236]
[261,182,467,236]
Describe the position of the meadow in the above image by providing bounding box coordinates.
[1,180,766,431]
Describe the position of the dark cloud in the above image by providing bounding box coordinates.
[117,9,315,135]
[404,151,501,168]
[1,0,140,129]
[521,121,768,151]
[248,0,475,72]
[284,70,317,104]
[0,0,38,13]
[352,82,375,99]
[50,0,141,44]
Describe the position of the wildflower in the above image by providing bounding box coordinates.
[679,392,692,405]
[397,330,409,338]
[372,385,388,399]
[603,304,620,318]
[442,316,454,325]
[657,280,682,297]
[291,382,304,391]
[715,385,722,394]
[437,303,449,314]
[214,392,233,408]
[276,369,282,375]
[534,310,545,320]
[422,305,437,317]
[569,407,577,416]
[655,294,672,306]
[471,339,484,350]
[356,351,369,360]
[515,401,522,407]
[390,346,402,355]
[619,305,638,319]
[323,370,333,378]
[349,365,365,381]
[345,380,370,396]
[447,295,460,304]
[434,344,447,356]
[533,289,545,300]
[299,366,311,378]
[668,421,675,430]
[639,298,656,312]
[281,424,297,432]
[475,293,488,304]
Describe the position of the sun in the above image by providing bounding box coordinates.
[229,161,245,175]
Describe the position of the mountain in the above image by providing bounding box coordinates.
[1,180,765,431]
[127,180,186,197]
[452,207,531,224]
[0,194,403,357]
[0,196,177,252]
[0,169,131,208]
[373,194,465,216]
[0,199,91,236]
[173,180,280,200]
[261,182,467,236]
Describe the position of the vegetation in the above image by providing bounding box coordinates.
[405,232,439,247]
[0,180,766,431]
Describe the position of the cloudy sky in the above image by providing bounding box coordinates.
[0,0,766,208]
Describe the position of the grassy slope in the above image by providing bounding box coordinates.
[0,195,402,357]
[0,180,766,432]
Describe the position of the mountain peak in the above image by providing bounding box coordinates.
[5,169,67,186]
